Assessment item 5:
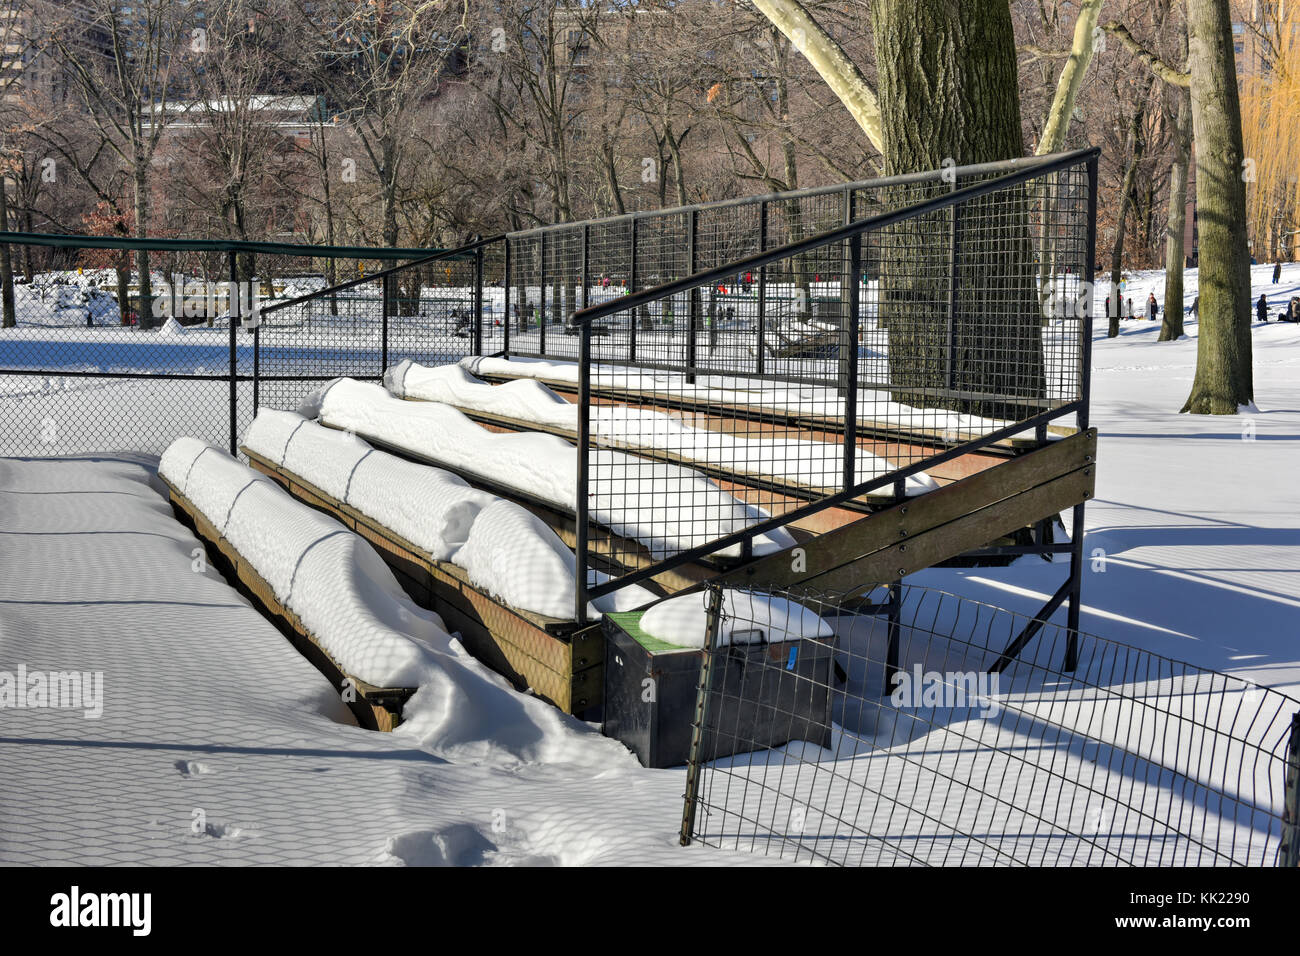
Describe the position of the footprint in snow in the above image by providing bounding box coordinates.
[386,824,560,866]
[174,759,214,776]
[202,821,246,840]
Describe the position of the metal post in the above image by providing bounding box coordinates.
[253,324,260,415]
[1283,711,1300,867]
[1065,155,1100,671]
[574,322,592,624]
[473,245,484,357]
[538,234,546,355]
[839,188,853,400]
[945,186,960,391]
[501,239,510,358]
[580,223,590,329]
[680,584,724,846]
[380,271,390,376]
[844,233,861,491]
[686,209,697,384]
[885,581,902,695]
[756,200,768,375]
[627,218,637,364]
[227,251,238,456]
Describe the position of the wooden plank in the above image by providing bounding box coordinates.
[789,466,1094,596]
[718,428,1097,589]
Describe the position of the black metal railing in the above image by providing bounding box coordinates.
[0,151,1096,635]
[565,148,1099,621]
[680,582,1300,867]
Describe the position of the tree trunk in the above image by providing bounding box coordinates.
[115,262,131,327]
[0,172,15,329]
[1160,89,1192,341]
[1108,87,1150,337]
[1036,0,1105,155]
[871,0,1041,421]
[133,160,153,330]
[1181,0,1253,413]
[750,0,884,152]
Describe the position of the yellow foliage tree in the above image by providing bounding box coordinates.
[1241,4,1300,262]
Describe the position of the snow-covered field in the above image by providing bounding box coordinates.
[2,262,1298,865]
[0,456,758,866]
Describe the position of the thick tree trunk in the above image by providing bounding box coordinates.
[1160,90,1192,341]
[871,0,1041,421]
[1181,0,1253,413]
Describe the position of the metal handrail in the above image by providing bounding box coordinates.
[568,147,1101,329]
[0,230,476,261]
[506,146,1099,241]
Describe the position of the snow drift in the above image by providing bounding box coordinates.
[386,359,938,495]
[310,377,797,559]
[157,437,634,766]
[242,410,654,618]
[640,590,834,649]
[244,409,493,560]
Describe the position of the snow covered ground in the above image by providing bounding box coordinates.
[2,262,1299,865]
[921,262,1300,698]
[0,456,758,865]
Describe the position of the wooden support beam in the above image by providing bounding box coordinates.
[715,429,1097,595]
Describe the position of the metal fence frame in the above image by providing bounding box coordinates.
[679,582,1300,867]
[566,148,1099,631]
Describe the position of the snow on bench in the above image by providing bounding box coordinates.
[242,410,655,620]
[303,378,797,561]
[459,355,1060,445]
[157,437,629,759]
[639,589,833,650]
[159,436,445,689]
[385,359,938,497]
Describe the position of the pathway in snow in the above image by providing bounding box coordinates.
[0,456,753,865]
[918,264,1300,695]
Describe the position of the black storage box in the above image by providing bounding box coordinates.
[602,610,834,769]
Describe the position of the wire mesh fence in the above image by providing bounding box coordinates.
[571,149,1097,617]
[0,235,477,457]
[680,583,1300,867]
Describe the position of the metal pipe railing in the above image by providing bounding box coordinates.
[569,148,1099,622]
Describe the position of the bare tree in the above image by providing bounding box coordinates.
[39,0,189,328]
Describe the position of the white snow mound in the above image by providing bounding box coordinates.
[243,410,493,559]
[157,438,631,767]
[308,377,796,559]
[457,499,654,619]
[387,360,937,495]
[640,590,834,650]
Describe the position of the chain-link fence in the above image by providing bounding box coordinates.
[0,234,479,457]
[679,583,1300,867]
